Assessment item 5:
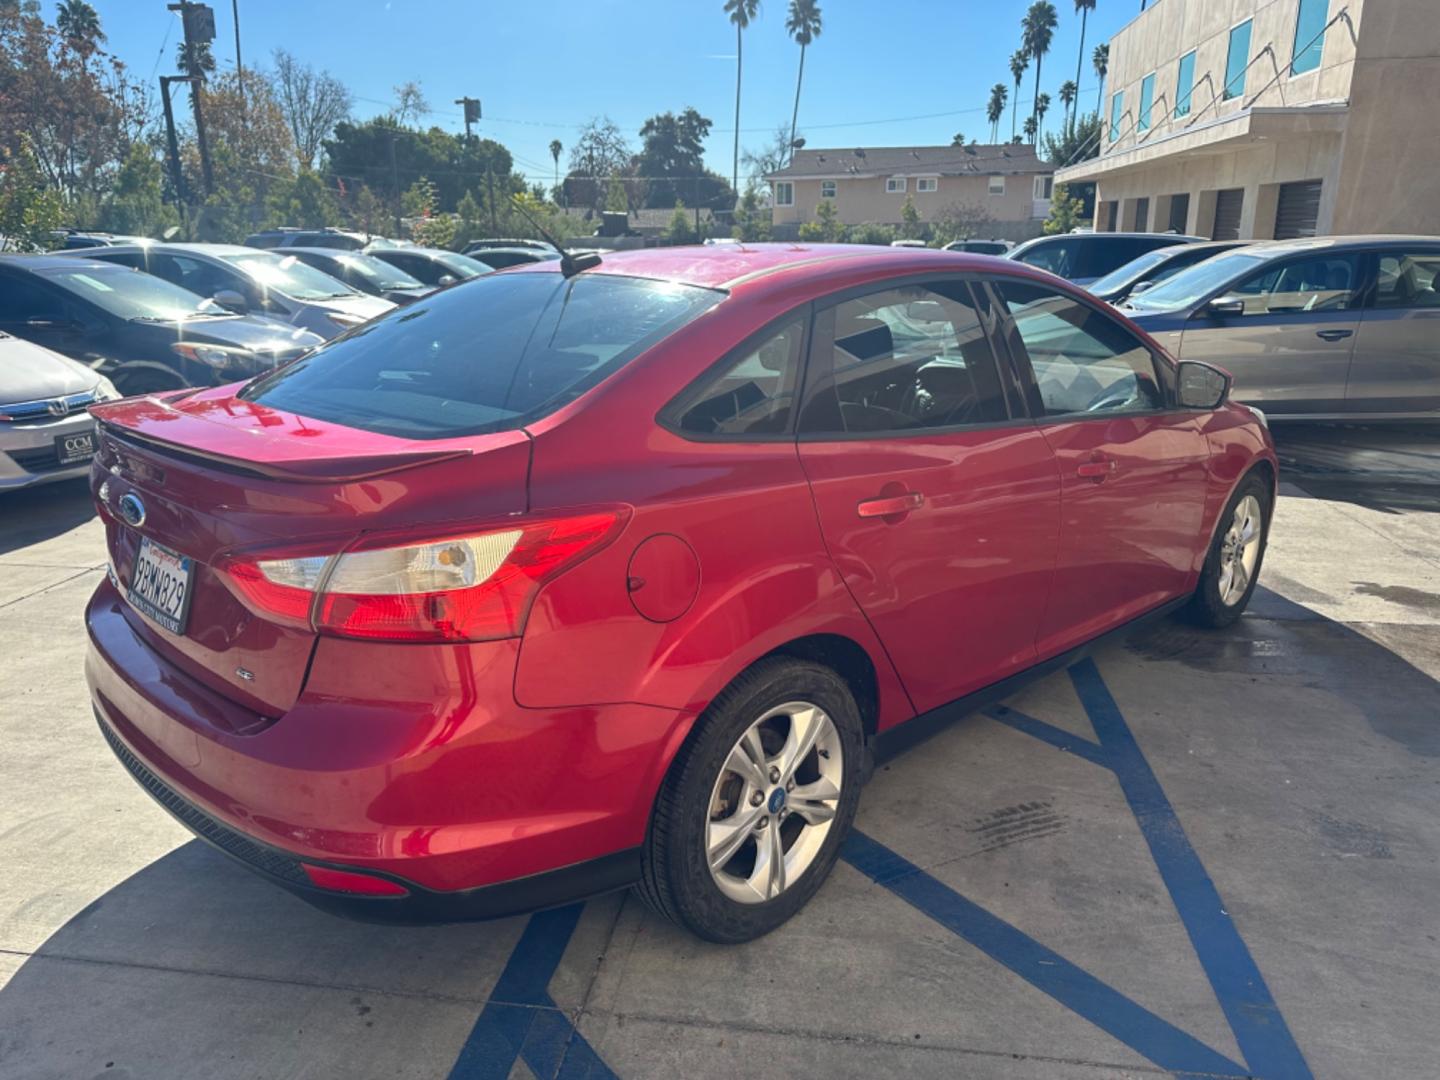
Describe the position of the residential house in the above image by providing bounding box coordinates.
[765,145,1054,239]
[1056,0,1440,239]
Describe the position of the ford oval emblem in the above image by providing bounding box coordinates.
[118,492,146,528]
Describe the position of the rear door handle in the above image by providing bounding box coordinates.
[857,492,924,518]
[1316,328,1354,341]
[1076,455,1118,481]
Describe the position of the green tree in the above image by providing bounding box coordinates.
[798,197,843,242]
[1043,182,1086,234]
[562,116,631,212]
[267,169,340,228]
[1093,43,1109,116]
[413,213,455,248]
[784,0,822,169]
[97,142,177,237]
[1073,0,1097,119]
[1059,80,1077,132]
[402,175,437,218]
[634,107,731,210]
[0,139,65,251]
[1008,49,1029,142]
[605,176,629,213]
[55,0,104,54]
[667,199,696,244]
[846,222,895,245]
[730,184,771,241]
[986,84,1008,143]
[1035,92,1051,144]
[451,188,483,249]
[349,184,387,239]
[900,194,922,240]
[723,0,760,196]
[1043,110,1101,170]
[176,38,214,78]
[1023,116,1038,143]
[548,139,562,197]
[1021,2,1058,147]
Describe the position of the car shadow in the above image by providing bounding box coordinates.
[0,477,97,556]
[1272,422,1440,515]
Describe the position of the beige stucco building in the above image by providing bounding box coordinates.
[765,145,1054,239]
[1055,0,1440,240]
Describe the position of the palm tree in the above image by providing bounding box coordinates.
[1094,42,1110,115]
[1021,2,1058,147]
[1035,92,1051,144]
[1059,80,1077,132]
[549,139,563,201]
[785,0,822,169]
[986,83,1008,143]
[176,38,215,78]
[724,0,761,197]
[1073,0,1097,121]
[1008,50,1029,141]
[56,0,104,53]
[1023,116,1038,143]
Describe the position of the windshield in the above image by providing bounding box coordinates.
[240,272,722,439]
[331,253,426,291]
[1125,251,1267,311]
[224,252,360,301]
[41,265,230,321]
[1088,248,1174,296]
[434,251,492,278]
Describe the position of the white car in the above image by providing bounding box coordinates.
[66,243,394,339]
[0,333,119,492]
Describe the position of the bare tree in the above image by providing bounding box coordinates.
[393,81,429,127]
[272,48,352,170]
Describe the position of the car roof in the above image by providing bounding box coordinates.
[0,253,126,272]
[1234,234,1440,257]
[503,241,1021,291]
[284,246,375,258]
[74,242,260,259]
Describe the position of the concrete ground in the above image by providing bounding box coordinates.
[1,423,1437,1080]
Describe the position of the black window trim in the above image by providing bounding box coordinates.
[795,272,1025,443]
[985,273,1182,422]
[656,302,817,443]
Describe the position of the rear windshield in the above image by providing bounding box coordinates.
[240,271,722,439]
[224,252,359,300]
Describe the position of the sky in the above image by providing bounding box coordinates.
[82,0,1145,185]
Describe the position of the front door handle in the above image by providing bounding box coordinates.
[857,491,924,518]
[1316,328,1354,341]
[1076,455,1118,482]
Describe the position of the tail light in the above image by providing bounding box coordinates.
[216,510,627,642]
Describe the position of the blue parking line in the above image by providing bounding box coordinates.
[1068,659,1312,1080]
[447,903,619,1080]
[986,704,1109,766]
[842,830,1251,1078]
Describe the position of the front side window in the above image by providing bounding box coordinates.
[1109,91,1125,141]
[242,273,721,439]
[1291,0,1328,75]
[774,182,794,207]
[997,279,1163,417]
[1138,73,1157,132]
[800,282,1008,436]
[886,177,907,194]
[41,264,228,321]
[671,319,805,436]
[1225,254,1360,315]
[917,177,938,193]
[1174,50,1197,118]
[1224,20,1253,100]
[1374,251,1440,309]
[820,180,836,198]
[1015,238,1076,277]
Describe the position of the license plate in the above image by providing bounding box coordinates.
[56,427,96,465]
[128,535,194,635]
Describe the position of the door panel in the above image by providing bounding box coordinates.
[1348,249,1440,416]
[796,280,1061,713]
[991,277,1211,658]
[1178,252,1362,414]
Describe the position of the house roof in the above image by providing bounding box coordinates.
[766,144,1052,180]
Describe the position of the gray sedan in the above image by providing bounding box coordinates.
[1121,236,1440,420]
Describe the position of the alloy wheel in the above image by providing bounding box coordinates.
[705,701,843,904]
[1218,494,1263,606]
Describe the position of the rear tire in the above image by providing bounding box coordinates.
[1184,473,1271,628]
[638,657,864,943]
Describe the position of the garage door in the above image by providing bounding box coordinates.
[1168,193,1191,233]
[1213,189,1244,240]
[1274,180,1323,239]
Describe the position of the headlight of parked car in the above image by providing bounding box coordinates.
[169,342,266,373]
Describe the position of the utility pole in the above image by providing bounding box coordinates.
[159,75,190,226]
[168,2,216,196]
[455,96,496,235]
[388,132,401,236]
[232,0,244,126]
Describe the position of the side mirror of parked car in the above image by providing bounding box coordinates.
[1176,360,1232,410]
[1206,296,1245,318]
[438,274,457,286]
[212,289,248,313]
[1130,280,1155,296]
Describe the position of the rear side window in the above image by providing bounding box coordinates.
[800,282,1008,435]
[241,272,721,439]
[670,319,806,436]
[997,280,1162,417]
[1375,251,1440,309]
[1015,239,1076,277]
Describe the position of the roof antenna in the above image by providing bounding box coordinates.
[509,197,601,278]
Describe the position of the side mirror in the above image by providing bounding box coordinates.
[437,274,457,286]
[1177,360,1232,410]
[1206,296,1245,318]
[212,289,248,313]
[1130,280,1155,296]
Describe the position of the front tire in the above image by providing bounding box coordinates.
[1185,473,1271,628]
[638,657,864,943]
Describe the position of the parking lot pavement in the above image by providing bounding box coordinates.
[1,425,1437,1080]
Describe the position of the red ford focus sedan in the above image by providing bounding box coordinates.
[86,244,1275,942]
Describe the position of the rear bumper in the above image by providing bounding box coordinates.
[86,577,691,920]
